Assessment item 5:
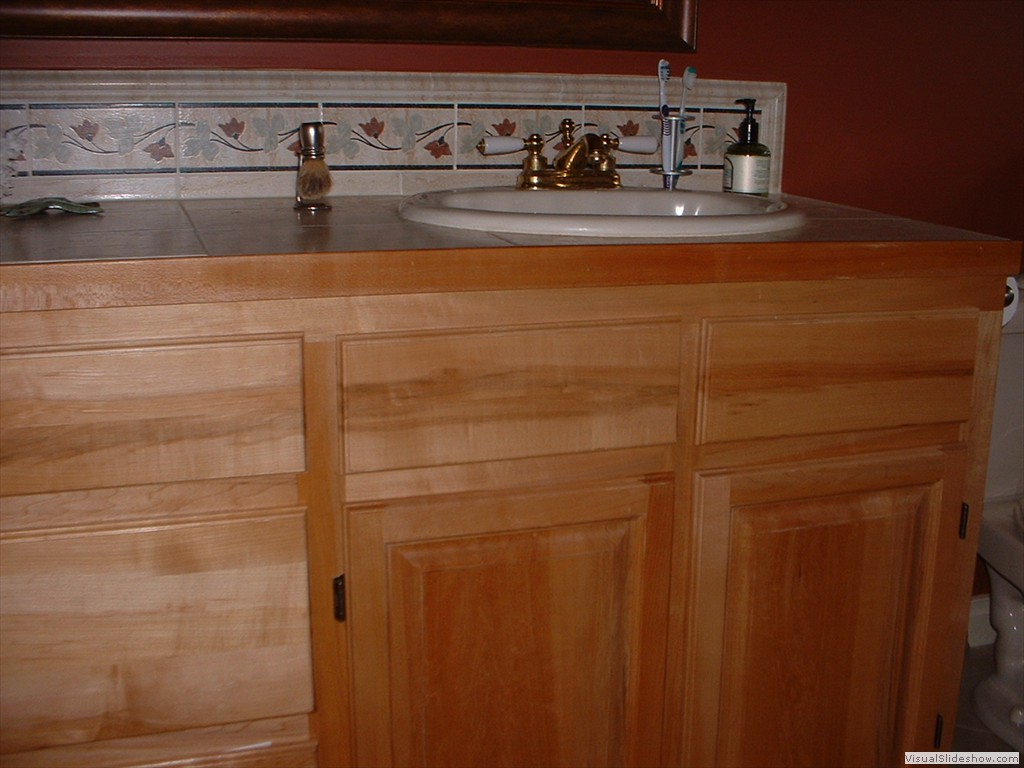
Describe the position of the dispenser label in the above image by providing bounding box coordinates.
[723,155,770,194]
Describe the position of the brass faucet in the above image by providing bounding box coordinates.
[481,119,623,190]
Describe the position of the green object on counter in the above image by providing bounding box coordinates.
[1,197,103,218]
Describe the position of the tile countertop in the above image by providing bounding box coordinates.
[0,195,1020,314]
[0,195,1011,265]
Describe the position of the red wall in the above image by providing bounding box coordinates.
[3,0,1022,241]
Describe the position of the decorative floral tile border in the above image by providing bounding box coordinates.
[177,103,319,172]
[322,104,460,168]
[0,71,786,200]
[27,103,178,175]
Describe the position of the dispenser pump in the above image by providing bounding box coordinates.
[736,98,760,145]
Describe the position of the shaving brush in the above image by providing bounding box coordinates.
[295,122,332,210]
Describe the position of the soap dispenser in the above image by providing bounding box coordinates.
[723,98,771,195]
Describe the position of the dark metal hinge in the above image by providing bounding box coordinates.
[333,574,346,622]
[959,503,970,540]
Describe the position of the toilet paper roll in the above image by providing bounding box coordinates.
[1004,276,1020,327]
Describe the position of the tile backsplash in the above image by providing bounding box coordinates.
[0,70,787,202]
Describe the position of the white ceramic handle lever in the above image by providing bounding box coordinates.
[616,136,658,154]
[477,136,526,155]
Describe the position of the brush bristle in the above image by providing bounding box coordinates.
[297,158,333,200]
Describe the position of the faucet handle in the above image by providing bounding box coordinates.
[615,136,658,154]
[476,136,526,155]
[516,133,551,189]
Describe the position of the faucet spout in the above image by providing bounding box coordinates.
[557,118,602,174]
[554,133,604,174]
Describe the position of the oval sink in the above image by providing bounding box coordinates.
[399,187,805,238]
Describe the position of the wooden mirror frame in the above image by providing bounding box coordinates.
[0,0,698,52]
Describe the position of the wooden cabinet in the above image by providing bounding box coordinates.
[0,244,1014,768]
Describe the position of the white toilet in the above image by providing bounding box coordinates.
[973,275,1024,751]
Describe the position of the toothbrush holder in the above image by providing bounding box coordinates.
[651,113,694,190]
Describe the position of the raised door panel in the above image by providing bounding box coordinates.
[340,323,681,473]
[698,313,978,444]
[347,477,674,768]
[684,449,964,768]
[0,509,314,754]
[0,337,306,495]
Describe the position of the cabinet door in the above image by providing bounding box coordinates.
[683,448,965,768]
[346,477,674,768]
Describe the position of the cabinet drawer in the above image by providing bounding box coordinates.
[0,511,314,753]
[699,313,978,444]
[342,323,681,473]
[0,338,305,494]
[0,715,317,768]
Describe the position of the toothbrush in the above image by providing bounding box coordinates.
[658,59,671,119]
[658,59,672,181]
[678,66,697,121]
[677,66,698,169]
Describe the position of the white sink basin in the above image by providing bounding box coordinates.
[399,187,805,238]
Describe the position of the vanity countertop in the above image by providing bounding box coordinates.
[1,195,1019,312]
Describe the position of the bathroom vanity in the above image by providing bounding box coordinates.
[0,196,1019,768]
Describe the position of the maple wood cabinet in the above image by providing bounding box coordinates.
[0,231,1016,767]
